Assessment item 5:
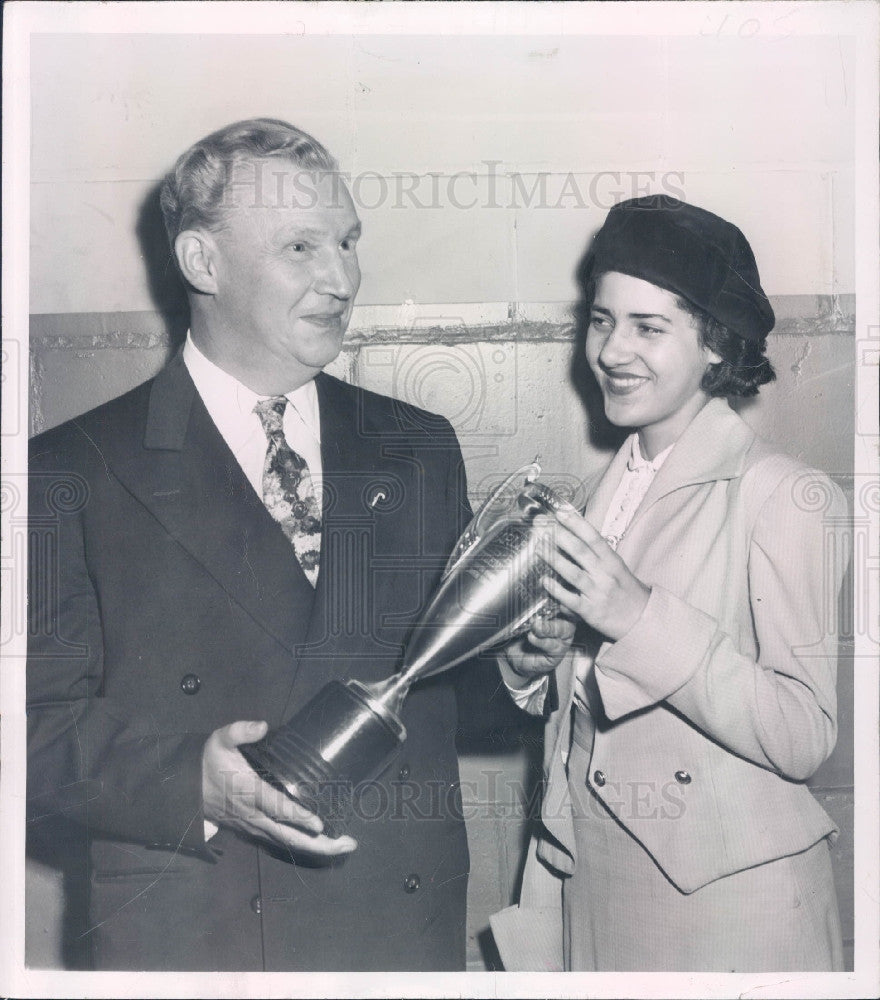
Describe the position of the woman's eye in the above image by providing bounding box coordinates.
[589,314,610,329]
[638,324,662,337]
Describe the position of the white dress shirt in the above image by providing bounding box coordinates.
[183,333,322,495]
[182,333,323,838]
[502,434,673,712]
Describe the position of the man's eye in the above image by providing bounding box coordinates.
[289,243,307,253]
[340,238,359,252]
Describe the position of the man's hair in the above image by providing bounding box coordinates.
[159,118,338,248]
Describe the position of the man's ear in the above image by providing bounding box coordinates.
[174,230,219,294]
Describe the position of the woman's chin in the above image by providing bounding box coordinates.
[602,399,640,430]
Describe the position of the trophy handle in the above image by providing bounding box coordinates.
[441,460,542,580]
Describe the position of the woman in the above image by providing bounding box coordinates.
[491,196,848,972]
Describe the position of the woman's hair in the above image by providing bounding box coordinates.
[159,118,337,249]
[582,271,776,398]
[673,294,776,398]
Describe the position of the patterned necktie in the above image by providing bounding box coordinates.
[254,396,321,587]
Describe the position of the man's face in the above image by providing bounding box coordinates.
[204,160,361,391]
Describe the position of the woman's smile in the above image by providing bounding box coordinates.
[599,370,651,395]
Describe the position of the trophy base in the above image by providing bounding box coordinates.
[240,679,406,839]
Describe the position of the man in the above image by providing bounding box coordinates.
[27,119,472,971]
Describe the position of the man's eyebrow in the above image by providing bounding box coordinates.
[277,221,362,241]
[277,226,328,241]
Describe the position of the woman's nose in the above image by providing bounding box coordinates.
[597,326,633,367]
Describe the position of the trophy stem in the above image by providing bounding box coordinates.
[364,672,412,716]
[239,678,407,837]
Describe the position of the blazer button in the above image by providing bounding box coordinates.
[403,873,420,894]
[674,770,692,785]
[249,894,262,915]
[593,770,606,788]
[397,763,410,781]
[180,673,201,695]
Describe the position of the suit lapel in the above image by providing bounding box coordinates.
[314,370,388,504]
[298,373,404,659]
[111,354,316,657]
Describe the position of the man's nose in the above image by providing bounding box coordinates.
[315,249,360,300]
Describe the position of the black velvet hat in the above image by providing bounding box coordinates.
[583,196,775,342]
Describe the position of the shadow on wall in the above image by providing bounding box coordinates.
[136,179,190,350]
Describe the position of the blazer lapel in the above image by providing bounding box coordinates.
[622,398,755,543]
[110,354,316,657]
[582,445,629,530]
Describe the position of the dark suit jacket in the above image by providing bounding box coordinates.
[27,353,472,971]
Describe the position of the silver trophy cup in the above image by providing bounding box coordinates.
[240,462,576,835]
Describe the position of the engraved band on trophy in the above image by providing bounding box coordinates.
[240,462,576,836]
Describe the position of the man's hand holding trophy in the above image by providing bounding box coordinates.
[240,462,576,838]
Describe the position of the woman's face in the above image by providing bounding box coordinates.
[586,271,721,458]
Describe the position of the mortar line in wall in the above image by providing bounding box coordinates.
[28,312,856,354]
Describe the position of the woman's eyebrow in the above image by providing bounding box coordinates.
[628,312,671,323]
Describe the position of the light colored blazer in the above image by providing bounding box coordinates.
[491,398,849,971]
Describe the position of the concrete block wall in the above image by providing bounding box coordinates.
[24,29,856,971]
[26,302,856,971]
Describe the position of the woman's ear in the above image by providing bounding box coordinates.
[174,230,219,295]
